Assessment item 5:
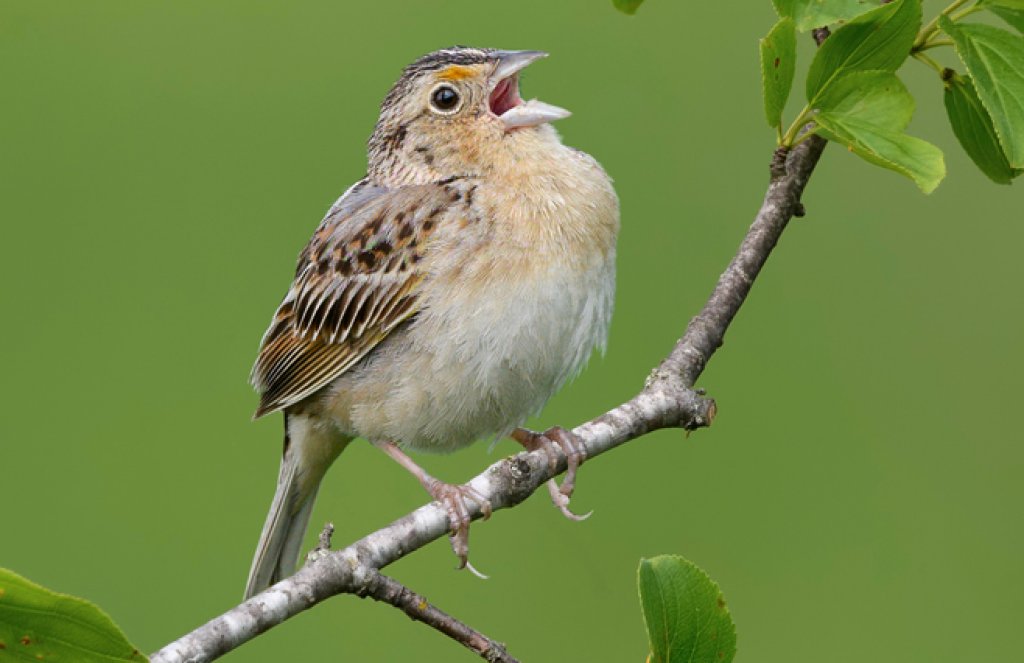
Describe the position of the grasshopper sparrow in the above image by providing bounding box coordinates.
[245,47,619,598]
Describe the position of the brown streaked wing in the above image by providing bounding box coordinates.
[250,180,461,418]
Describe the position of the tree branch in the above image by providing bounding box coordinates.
[651,135,826,393]
[150,124,828,663]
[360,573,519,663]
[309,521,518,662]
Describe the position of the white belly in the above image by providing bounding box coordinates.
[335,253,614,452]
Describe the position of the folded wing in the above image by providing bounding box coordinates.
[251,179,463,417]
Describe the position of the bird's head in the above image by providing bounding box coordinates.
[367,47,570,185]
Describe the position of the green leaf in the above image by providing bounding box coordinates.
[761,17,797,129]
[612,0,644,14]
[0,568,147,662]
[988,5,1024,33]
[980,0,1024,10]
[945,73,1021,183]
[814,70,946,192]
[815,70,915,129]
[805,0,921,102]
[941,17,1024,167]
[772,0,878,32]
[638,556,736,663]
[819,121,946,193]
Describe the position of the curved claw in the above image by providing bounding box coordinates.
[464,560,490,580]
[546,479,593,521]
[512,426,592,521]
[427,479,492,576]
[375,441,492,575]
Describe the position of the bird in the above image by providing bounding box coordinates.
[244,46,619,599]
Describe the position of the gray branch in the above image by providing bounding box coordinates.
[304,521,517,662]
[150,135,827,663]
[360,573,519,663]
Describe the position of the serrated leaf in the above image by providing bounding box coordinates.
[638,556,736,663]
[0,568,147,662]
[806,0,921,102]
[941,17,1024,167]
[814,70,946,192]
[945,73,1021,183]
[814,70,915,129]
[613,0,644,14]
[772,0,878,31]
[761,17,797,129]
[988,6,1024,33]
[819,120,947,192]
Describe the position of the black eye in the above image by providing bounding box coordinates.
[430,85,460,112]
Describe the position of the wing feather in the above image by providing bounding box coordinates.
[251,178,468,418]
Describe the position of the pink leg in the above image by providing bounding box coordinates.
[511,426,592,522]
[375,441,491,577]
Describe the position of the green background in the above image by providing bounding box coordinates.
[2,1,1021,660]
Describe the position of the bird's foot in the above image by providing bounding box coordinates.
[424,478,492,579]
[511,426,592,521]
[375,441,491,577]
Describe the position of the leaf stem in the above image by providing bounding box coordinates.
[789,127,820,149]
[949,4,984,22]
[917,38,954,51]
[912,51,946,76]
[780,105,814,147]
[913,0,973,50]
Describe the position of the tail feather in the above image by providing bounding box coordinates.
[244,413,348,600]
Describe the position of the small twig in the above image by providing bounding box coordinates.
[317,522,334,551]
[305,522,335,566]
[912,51,946,76]
[360,573,519,663]
[916,0,971,49]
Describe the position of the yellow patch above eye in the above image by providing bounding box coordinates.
[438,65,475,81]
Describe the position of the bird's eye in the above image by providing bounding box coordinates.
[430,85,461,113]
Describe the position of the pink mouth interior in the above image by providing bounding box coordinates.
[489,75,522,116]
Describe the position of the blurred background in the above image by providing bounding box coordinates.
[2,1,1021,661]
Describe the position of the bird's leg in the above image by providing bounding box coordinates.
[374,441,491,577]
[510,427,592,522]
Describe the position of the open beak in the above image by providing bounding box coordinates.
[488,50,571,130]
